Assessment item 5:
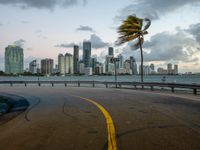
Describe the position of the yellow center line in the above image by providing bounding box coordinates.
[70,95,117,150]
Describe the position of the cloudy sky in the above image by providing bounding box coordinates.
[0,0,200,73]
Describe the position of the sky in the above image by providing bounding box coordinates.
[0,0,200,73]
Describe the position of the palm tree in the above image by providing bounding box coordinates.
[116,15,151,82]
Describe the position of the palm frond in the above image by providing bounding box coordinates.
[142,18,151,31]
[116,34,140,45]
[116,15,151,46]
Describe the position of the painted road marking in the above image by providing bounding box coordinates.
[71,95,117,150]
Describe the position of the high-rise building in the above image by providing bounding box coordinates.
[130,56,138,75]
[117,54,124,69]
[41,58,53,75]
[174,64,178,75]
[79,61,85,74]
[83,41,91,68]
[65,53,73,74]
[124,60,132,74]
[58,54,65,75]
[108,47,114,56]
[95,63,104,75]
[150,64,155,71]
[58,53,73,75]
[29,60,39,74]
[73,45,79,74]
[91,57,98,73]
[167,63,173,75]
[5,45,24,74]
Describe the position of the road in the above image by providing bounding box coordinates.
[0,86,200,150]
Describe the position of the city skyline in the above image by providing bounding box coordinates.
[0,0,200,73]
[4,43,180,76]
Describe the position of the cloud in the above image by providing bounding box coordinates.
[35,30,42,33]
[21,20,29,24]
[56,34,109,49]
[89,34,110,49]
[121,23,200,63]
[116,0,200,20]
[55,42,76,48]
[0,0,87,10]
[13,39,26,47]
[76,25,95,32]
[186,23,200,43]
[0,23,3,26]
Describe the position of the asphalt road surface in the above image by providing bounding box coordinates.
[0,86,200,150]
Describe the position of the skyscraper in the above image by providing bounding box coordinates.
[117,54,124,69]
[83,41,91,68]
[58,54,65,75]
[29,60,39,74]
[108,47,114,56]
[65,53,73,74]
[150,64,155,71]
[91,57,98,73]
[73,45,79,74]
[58,53,73,75]
[5,45,24,74]
[130,56,138,75]
[41,58,53,75]
[174,64,178,75]
[167,63,173,75]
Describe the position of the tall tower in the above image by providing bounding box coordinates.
[73,45,79,74]
[41,58,54,75]
[58,53,74,75]
[65,53,73,74]
[108,47,114,56]
[118,54,124,68]
[29,60,39,74]
[83,41,91,68]
[5,45,24,74]
[174,64,178,75]
[167,63,172,75]
[58,54,65,75]
[130,56,138,75]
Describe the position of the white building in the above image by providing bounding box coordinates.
[79,62,85,74]
[65,53,73,74]
[84,67,92,76]
[58,53,73,75]
[124,60,132,74]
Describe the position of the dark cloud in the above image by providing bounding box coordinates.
[0,0,87,10]
[55,42,76,48]
[116,0,200,20]
[186,23,200,43]
[121,23,200,63]
[89,34,110,49]
[13,39,26,47]
[76,25,95,32]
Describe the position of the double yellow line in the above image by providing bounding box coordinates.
[71,95,117,150]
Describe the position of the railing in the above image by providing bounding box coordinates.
[0,80,199,95]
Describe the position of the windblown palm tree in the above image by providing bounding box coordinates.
[116,15,151,82]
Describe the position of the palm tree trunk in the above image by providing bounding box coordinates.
[139,37,144,82]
